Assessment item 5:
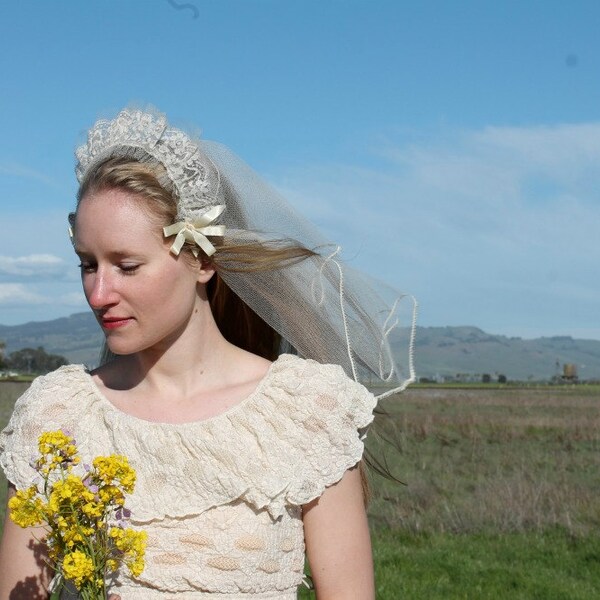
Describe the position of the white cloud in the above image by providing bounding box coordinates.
[0,254,68,279]
[469,123,600,181]
[270,122,600,338]
[0,283,47,306]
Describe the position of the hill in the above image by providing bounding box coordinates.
[1,314,600,381]
[400,326,600,381]
[0,312,103,367]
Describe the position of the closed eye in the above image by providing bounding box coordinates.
[78,262,96,273]
[119,263,140,275]
[77,262,140,274]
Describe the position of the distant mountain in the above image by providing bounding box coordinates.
[0,312,103,367]
[1,314,599,381]
[396,326,600,381]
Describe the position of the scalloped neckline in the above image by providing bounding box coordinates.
[78,354,295,428]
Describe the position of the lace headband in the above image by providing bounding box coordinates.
[76,109,225,256]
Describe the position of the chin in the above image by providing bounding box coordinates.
[104,338,140,356]
[105,336,165,357]
[106,347,132,356]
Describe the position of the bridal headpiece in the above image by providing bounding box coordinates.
[75,109,225,257]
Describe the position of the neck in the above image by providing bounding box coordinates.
[114,301,237,394]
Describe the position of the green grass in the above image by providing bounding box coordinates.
[2,381,600,597]
[371,528,600,600]
[298,528,600,599]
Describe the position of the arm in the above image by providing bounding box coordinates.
[0,484,51,600]
[302,466,375,600]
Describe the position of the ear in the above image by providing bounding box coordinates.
[197,259,216,284]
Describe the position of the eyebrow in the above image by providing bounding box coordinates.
[74,249,145,259]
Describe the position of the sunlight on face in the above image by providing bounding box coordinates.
[74,188,204,355]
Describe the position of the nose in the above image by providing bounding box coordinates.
[85,268,119,311]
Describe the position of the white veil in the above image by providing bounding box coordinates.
[75,108,417,398]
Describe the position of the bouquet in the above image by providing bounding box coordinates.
[9,430,147,600]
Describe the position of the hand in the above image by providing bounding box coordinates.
[108,595,121,600]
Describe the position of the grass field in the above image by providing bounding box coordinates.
[368,385,600,535]
[2,381,600,598]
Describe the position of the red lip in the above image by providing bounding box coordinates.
[101,317,132,330]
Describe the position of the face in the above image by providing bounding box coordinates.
[74,188,210,356]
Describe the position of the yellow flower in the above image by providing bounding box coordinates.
[37,430,79,473]
[82,500,104,519]
[62,550,95,589]
[93,455,136,493]
[38,430,72,454]
[106,558,119,572]
[47,474,94,514]
[8,486,45,528]
[98,484,124,506]
[127,553,146,578]
[109,527,147,578]
[10,430,146,590]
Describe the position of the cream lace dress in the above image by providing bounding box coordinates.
[0,354,376,599]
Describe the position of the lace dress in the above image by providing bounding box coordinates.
[0,354,376,599]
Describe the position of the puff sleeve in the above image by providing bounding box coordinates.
[0,367,84,490]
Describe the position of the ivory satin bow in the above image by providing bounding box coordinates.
[163,205,226,257]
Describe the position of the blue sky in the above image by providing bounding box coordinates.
[0,0,599,340]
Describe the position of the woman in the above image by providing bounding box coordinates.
[0,107,416,599]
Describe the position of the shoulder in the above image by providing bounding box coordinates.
[19,363,88,391]
[228,354,377,515]
[266,353,376,424]
[30,363,87,388]
[7,365,91,422]
[6,364,89,414]
[0,365,91,489]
